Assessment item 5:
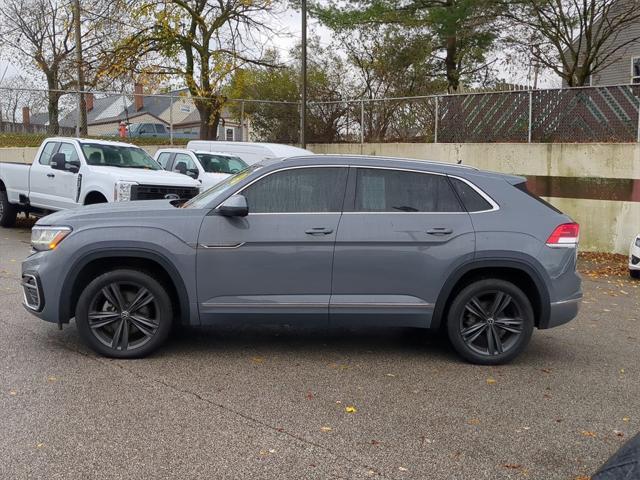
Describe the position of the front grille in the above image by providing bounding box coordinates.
[131,185,199,201]
[22,274,43,311]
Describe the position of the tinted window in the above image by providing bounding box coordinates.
[355,168,463,213]
[39,142,58,165]
[157,152,172,169]
[155,124,167,133]
[57,143,79,163]
[449,177,493,212]
[81,144,161,170]
[225,128,234,141]
[243,167,347,213]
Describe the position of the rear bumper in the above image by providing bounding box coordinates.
[541,294,582,329]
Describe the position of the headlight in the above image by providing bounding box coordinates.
[31,226,72,251]
[114,181,137,202]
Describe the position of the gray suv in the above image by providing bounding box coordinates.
[21,155,582,364]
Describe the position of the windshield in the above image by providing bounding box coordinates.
[195,153,248,174]
[182,164,263,209]
[81,143,161,170]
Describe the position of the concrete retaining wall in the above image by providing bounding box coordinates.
[308,143,640,254]
[3,142,638,253]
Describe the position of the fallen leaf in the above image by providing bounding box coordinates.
[467,418,480,425]
[620,369,625,374]
[320,426,332,432]
[9,390,17,396]
[614,430,624,437]
[370,439,380,446]
[36,443,44,448]
[47,376,57,383]
[345,406,357,414]
[399,467,408,472]
[503,464,522,469]
[581,431,597,437]
[385,373,396,377]
[486,377,497,385]
[574,476,590,480]
[541,368,553,374]
[251,356,264,364]
[623,417,630,422]
[306,391,314,400]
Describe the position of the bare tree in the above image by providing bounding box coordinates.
[505,0,640,87]
[0,75,47,131]
[107,0,284,140]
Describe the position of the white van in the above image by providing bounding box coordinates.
[186,141,313,165]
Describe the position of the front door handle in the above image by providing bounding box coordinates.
[305,227,334,235]
[47,173,55,178]
[426,227,453,235]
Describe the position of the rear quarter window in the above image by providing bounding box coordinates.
[449,177,494,212]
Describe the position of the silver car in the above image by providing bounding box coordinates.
[20,155,582,364]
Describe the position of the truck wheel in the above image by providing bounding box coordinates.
[75,269,173,358]
[447,279,534,365]
[0,190,18,228]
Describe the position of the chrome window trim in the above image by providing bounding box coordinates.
[21,274,41,311]
[214,163,499,215]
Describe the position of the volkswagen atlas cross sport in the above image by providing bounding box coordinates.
[20,155,582,364]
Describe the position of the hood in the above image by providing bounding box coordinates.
[38,200,180,226]
[86,165,200,187]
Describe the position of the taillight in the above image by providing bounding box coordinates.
[546,223,580,248]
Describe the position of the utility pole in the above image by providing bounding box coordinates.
[73,0,87,136]
[300,0,307,148]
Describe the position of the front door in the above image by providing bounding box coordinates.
[196,166,348,326]
[53,142,81,209]
[330,167,476,328]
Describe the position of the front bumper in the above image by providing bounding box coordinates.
[21,250,65,325]
[629,254,640,271]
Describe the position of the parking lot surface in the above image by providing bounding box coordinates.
[1,224,639,479]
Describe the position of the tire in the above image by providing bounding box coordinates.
[446,279,534,365]
[0,189,18,228]
[631,270,640,279]
[75,269,173,358]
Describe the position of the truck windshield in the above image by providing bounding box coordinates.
[182,164,263,209]
[194,153,248,174]
[81,143,161,170]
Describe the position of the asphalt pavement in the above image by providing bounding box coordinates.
[1,223,639,479]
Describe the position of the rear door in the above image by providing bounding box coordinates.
[196,165,348,326]
[330,167,475,328]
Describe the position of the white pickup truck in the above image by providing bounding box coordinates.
[0,137,200,227]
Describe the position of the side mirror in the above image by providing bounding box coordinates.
[187,168,199,179]
[66,160,80,173]
[217,194,248,217]
[50,152,66,170]
[175,163,187,175]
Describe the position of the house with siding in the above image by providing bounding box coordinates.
[562,0,640,86]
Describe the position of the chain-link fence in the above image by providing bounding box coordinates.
[0,84,639,148]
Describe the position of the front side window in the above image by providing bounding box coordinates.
[57,143,79,163]
[243,167,347,213]
[355,168,463,213]
[156,152,172,169]
[632,57,640,84]
[195,153,247,174]
[38,142,58,165]
[81,143,161,170]
[173,153,197,174]
[155,124,167,133]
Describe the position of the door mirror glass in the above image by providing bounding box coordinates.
[217,194,248,217]
[50,152,66,170]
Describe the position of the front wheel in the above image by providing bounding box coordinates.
[75,269,173,358]
[447,279,534,365]
[0,190,18,227]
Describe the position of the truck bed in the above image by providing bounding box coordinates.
[0,162,30,204]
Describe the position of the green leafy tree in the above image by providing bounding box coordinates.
[312,0,503,93]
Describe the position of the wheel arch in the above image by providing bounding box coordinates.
[432,258,551,331]
[83,190,108,205]
[60,248,191,326]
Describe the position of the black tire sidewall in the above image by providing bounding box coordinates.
[447,279,534,365]
[0,190,17,228]
[76,269,173,358]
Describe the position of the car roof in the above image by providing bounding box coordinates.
[46,137,142,148]
[187,140,312,155]
[154,148,241,158]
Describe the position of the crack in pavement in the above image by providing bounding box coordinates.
[0,315,392,480]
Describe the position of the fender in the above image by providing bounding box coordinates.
[59,247,191,326]
[80,185,111,204]
[430,255,551,331]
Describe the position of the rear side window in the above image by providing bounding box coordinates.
[449,177,493,212]
[243,167,347,213]
[355,168,463,213]
[38,142,58,165]
[155,124,167,133]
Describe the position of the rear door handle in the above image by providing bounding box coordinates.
[305,227,334,235]
[426,227,453,235]
[47,173,55,178]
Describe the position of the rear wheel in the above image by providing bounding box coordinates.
[447,279,534,365]
[75,269,173,358]
[0,189,18,228]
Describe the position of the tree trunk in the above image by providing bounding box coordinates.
[196,100,222,140]
[445,35,459,93]
[47,91,61,135]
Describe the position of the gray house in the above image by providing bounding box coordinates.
[562,0,640,86]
